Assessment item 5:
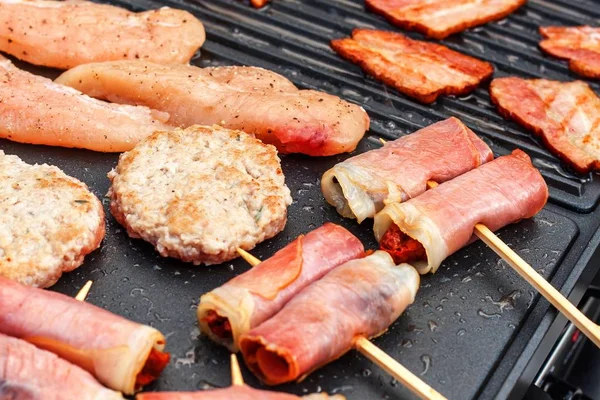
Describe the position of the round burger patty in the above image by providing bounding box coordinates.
[108,125,293,265]
[0,151,105,288]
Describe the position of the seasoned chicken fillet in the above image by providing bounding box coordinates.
[56,61,370,156]
[0,55,173,152]
[0,0,205,69]
[108,125,292,265]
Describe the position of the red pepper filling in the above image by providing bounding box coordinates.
[202,310,233,339]
[135,347,170,389]
[380,224,427,264]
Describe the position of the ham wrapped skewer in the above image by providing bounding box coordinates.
[136,386,344,399]
[239,251,419,385]
[0,277,169,395]
[198,223,364,352]
[321,117,493,223]
[0,333,123,400]
[374,150,548,274]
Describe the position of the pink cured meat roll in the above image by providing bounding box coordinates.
[0,333,123,400]
[321,117,493,222]
[136,386,344,399]
[197,223,364,352]
[374,150,548,274]
[239,251,419,385]
[0,277,169,395]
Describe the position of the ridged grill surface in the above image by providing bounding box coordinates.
[118,0,600,212]
[7,1,598,400]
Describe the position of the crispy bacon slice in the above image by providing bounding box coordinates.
[0,333,124,400]
[321,117,493,223]
[331,29,494,103]
[239,251,419,385]
[374,150,548,274]
[197,223,364,352]
[539,26,600,79]
[366,0,526,39]
[250,0,269,7]
[136,385,344,399]
[0,277,169,395]
[490,77,600,174]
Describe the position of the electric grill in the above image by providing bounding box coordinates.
[5,0,600,399]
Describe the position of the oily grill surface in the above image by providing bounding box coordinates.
[4,0,599,399]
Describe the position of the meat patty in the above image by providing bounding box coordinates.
[0,151,105,288]
[108,125,293,265]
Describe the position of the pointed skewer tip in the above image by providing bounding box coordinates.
[230,354,244,386]
[236,248,261,267]
[75,280,93,302]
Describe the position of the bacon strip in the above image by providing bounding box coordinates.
[366,0,526,39]
[321,117,493,223]
[0,277,169,395]
[0,333,124,400]
[331,29,494,103]
[250,0,269,7]
[197,223,364,352]
[136,385,344,399]
[239,251,419,385]
[540,26,600,79]
[490,77,600,174]
[374,150,548,274]
[55,61,370,156]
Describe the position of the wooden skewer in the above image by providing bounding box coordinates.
[230,353,245,386]
[426,176,600,347]
[473,222,600,347]
[236,248,447,400]
[75,280,93,301]
[379,138,600,346]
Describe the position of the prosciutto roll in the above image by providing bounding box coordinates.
[374,150,548,274]
[321,117,493,223]
[239,251,419,385]
[197,223,364,352]
[136,386,344,399]
[0,277,169,395]
[0,333,123,400]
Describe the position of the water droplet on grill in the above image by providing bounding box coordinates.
[462,275,472,283]
[457,329,466,336]
[401,339,413,348]
[331,385,353,394]
[390,378,398,387]
[486,290,522,312]
[420,354,432,375]
[362,368,372,377]
[436,305,443,312]
[427,320,438,332]
[174,349,196,368]
[196,380,221,390]
[526,291,536,309]
[478,309,502,319]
